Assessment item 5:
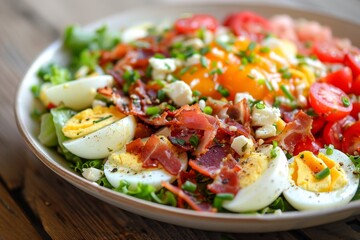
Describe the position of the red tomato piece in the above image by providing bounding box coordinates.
[321,67,353,93]
[344,53,360,78]
[309,82,353,121]
[323,115,355,150]
[312,42,345,63]
[223,11,270,40]
[293,137,322,155]
[311,117,326,135]
[174,14,218,34]
[350,75,360,95]
[350,101,360,120]
[342,121,360,155]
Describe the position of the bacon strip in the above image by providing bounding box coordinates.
[267,110,314,154]
[207,164,240,195]
[161,182,216,212]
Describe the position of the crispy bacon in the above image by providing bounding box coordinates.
[188,144,235,178]
[207,164,240,195]
[140,135,182,175]
[267,110,314,154]
[161,181,216,212]
[126,138,144,155]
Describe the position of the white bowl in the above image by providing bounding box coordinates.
[15,2,360,233]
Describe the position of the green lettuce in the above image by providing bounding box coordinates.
[38,113,58,147]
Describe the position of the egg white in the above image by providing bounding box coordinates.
[44,75,113,110]
[283,149,359,211]
[62,115,136,159]
[223,146,289,212]
[104,138,188,191]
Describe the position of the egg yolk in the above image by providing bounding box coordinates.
[180,38,312,102]
[289,151,348,192]
[62,106,125,138]
[238,152,269,188]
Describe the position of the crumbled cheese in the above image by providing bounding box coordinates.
[198,99,206,111]
[163,81,193,106]
[231,135,254,156]
[211,47,225,57]
[185,54,201,66]
[203,30,214,44]
[252,106,280,127]
[82,167,104,182]
[183,38,204,49]
[234,92,254,104]
[255,125,277,139]
[149,57,177,80]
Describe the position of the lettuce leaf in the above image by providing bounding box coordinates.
[38,113,58,147]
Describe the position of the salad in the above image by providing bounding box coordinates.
[31,11,360,213]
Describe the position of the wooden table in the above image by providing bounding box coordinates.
[1,0,360,239]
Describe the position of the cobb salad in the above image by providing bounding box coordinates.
[31,11,360,213]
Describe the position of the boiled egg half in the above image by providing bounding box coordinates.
[283,149,359,211]
[62,106,136,159]
[223,145,289,212]
[44,75,113,110]
[104,136,188,191]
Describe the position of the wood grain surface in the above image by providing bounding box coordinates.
[1,0,360,239]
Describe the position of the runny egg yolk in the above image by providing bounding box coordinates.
[289,151,348,192]
[237,152,269,188]
[180,38,312,102]
[62,106,125,139]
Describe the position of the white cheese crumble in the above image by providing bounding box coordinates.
[185,54,201,66]
[183,38,205,49]
[234,92,255,104]
[231,135,254,156]
[163,81,193,106]
[149,57,177,81]
[82,167,104,182]
[255,125,277,139]
[252,106,280,127]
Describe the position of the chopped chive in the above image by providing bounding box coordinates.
[326,145,334,155]
[247,41,256,51]
[190,66,198,75]
[264,78,274,91]
[179,66,190,76]
[216,85,229,97]
[213,193,234,209]
[247,74,255,79]
[145,106,161,116]
[278,67,288,73]
[203,106,213,115]
[153,53,165,59]
[199,46,210,55]
[200,56,208,68]
[341,96,350,107]
[157,89,166,101]
[255,101,265,109]
[209,68,223,75]
[181,181,197,192]
[241,57,248,66]
[93,115,112,124]
[282,71,292,79]
[192,90,201,97]
[259,46,270,53]
[166,104,176,111]
[189,135,199,148]
[280,85,295,101]
[172,137,186,146]
[315,168,331,180]
[270,141,278,158]
[216,39,232,52]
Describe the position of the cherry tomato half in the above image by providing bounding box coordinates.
[342,121,360,155]
[323,115,355,150]
[350,75,360,95]
[311,117,326,135]
[223,11,270,40]
[350,100,360,120]
[321,67,352,93]
[312,42,345,63]
[309,82,353,121]
[174,14,218,34]
[344,53,360,79]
